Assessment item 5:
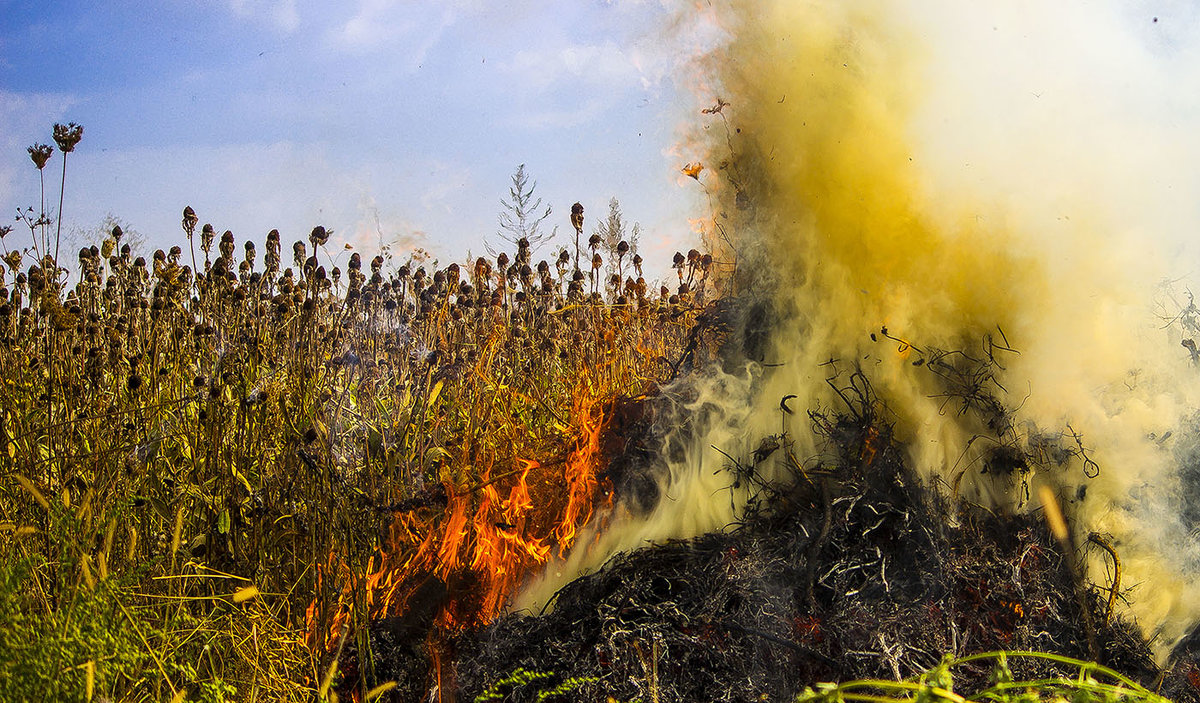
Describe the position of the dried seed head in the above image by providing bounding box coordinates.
[571,202,584,232]
[52,122,84,153]
[28,143,53,170]
[182,207,198,237]
[219,230,235,260]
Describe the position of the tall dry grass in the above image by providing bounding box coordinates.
[0,164,720,700]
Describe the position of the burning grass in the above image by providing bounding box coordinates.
[2,129,1195,703]
[447,369,1190,702]
[0,188,718,699]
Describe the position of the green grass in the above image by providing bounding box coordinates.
[795,651,1169,703]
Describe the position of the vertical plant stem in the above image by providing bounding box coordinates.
[55,151,67,270]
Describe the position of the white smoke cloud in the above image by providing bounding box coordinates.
[516,0,1200,659]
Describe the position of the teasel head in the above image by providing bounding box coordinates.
[219,230,235,260]
[349,253,361,272]
[200,223,215,255]
[571,202,584,233]
[588,233,601,251]
[182,206,198,238]
[591,253,603,270]
[309,226,330,248]
[293,241,306,269]
[244,240,256,268]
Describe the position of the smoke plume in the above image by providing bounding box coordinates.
[520,0,1200,657]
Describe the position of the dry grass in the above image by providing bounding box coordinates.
[0,203,719,699]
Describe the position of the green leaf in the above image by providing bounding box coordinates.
[218,509,230,535]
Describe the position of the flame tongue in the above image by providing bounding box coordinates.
[310,386,611,646]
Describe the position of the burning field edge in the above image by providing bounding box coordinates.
[347,299,1200,703]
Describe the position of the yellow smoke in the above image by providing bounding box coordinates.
[715,0,1200,655]
[520,0,1200,656]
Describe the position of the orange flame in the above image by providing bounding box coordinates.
[556,394,607,556]
[309,384,613,648]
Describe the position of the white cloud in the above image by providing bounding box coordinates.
[418,161,473,213]
[227,0,300,33]
[327,0,467,63]
[503,41,639,95]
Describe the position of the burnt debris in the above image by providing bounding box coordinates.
[362,317,1200,702]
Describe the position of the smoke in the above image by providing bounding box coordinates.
[517,0,1200,656]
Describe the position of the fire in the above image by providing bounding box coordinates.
[308,380,612,649]
[555,393,608,556]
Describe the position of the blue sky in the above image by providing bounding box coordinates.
[1,0,711,271]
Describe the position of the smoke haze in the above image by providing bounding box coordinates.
[519,0,1200,656]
